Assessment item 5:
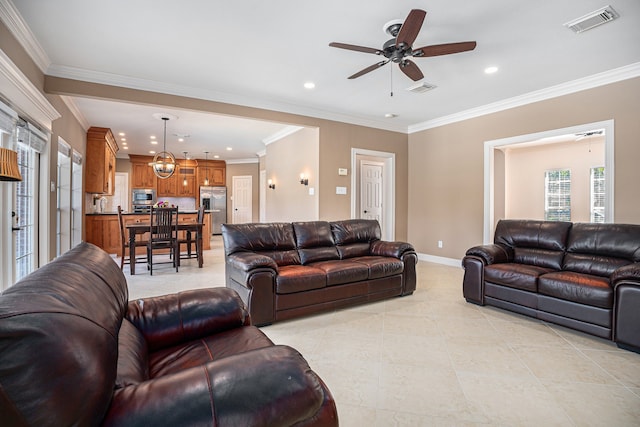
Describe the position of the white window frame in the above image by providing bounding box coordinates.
[544,169,571,221]
[590,166,605,223]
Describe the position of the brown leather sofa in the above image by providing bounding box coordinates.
[462,219,640,353]
[222,219,417,326]
[0,242,338,426]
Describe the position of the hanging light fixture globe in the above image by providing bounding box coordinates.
[149,113,177,179]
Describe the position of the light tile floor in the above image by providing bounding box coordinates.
[123,236,640,426]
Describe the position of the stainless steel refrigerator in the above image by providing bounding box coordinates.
[200,186,226,235]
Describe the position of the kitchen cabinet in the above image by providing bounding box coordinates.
[196,159,226,187]
[157,160,197,197]
[129,155,156,189]
[85,127,118,194]
[85,215,120,255]
[156,172,177,197]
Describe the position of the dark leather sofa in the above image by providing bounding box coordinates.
[462,219,640,352]
[222,219,417,326]
[0,242,338,426]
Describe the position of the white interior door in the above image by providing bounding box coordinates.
[112,172,129,212]
[232,175,252,224]
[360,161,383,223]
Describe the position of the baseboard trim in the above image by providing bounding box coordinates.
[417,253,461,268]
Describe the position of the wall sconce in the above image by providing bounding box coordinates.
[299,173,308,186]
[268,179,275,190]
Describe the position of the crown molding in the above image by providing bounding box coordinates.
[0,49,59,129]
[262,126,304,145]
[409,62,640,133]
[46,64,409,133]
[59,95,89,130]
[226,158,259,164]
[0,0,50,73]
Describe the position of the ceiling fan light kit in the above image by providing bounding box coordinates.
[330,9,477,82]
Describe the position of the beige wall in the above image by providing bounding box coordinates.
[44,76,410,240]
[409,77,640,260]
[504,138,605,222]
[265,127,319,222]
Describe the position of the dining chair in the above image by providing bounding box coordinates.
[117,205,147,271]
[147,206,179,275]
[178,205,205,263]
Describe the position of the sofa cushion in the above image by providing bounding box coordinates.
[351,256,404,279]
[484,263,556,292]
[494,220,572,269]
[309,260,369,286]
[222,223,300,266]
[331,219,380,259]
[115,319,149,388]
[539,271,612,309]
[563,223,640,277]
[149,326,274,378]
[293,221,340,264]
[276,265,327,294]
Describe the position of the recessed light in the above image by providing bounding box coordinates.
[120,138,126,142]
[214,155,220,159]
[122,142,127,145]
[485,66,498,74]
[304,82,316,89]
[149,150,156,154]
[150,141,158,145]
[150,135,156,140]
[123,146,129,150]
[118,132,125,137]
[226,147,232,151]
[178,138,184,142]
[384,113,397,118]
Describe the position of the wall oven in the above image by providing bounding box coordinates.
[131,188,156,211]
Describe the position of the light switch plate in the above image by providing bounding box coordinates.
[308,187,315,195]
[338,168,348,176]
[336,186,347,195]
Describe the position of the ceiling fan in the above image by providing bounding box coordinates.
[329,9,477,82]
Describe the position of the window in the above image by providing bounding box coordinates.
[57,139,71,256]
[71,150,83,247]
[590,166,605,223]
[545,169,571,221]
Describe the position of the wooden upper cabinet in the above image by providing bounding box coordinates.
[85,127,118,194]
[129,155,157,189]
[196,159,226,187]
[156,171,177,197]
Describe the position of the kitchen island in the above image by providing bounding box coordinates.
[85,211,212,257]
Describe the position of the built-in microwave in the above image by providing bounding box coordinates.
[131,188,156,206]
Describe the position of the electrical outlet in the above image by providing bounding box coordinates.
[438,240,443,248]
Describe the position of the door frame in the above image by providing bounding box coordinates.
[484,119,615,243]
[351,148,395,241]
[232,175,253,224]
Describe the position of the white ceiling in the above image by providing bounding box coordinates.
[6,0,640,160]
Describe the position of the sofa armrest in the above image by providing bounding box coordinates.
[102,345,338,427]
[370,240,415,259]
[612,263,640,286]
[126,288,250,352]
[226,252,278,283]
[465,243,512,265]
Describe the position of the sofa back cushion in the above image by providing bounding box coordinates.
[564,223,640,277]
[331,219,381,259]
[222,223,300,266]
[494,220,572,270]
[115,319,150,388]
[293,221,339,264]
[0,242,128,426]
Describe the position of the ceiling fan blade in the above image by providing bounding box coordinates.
[399,59,424,81]
[396,9,426,48]
[412,41,477,57]
[329,42,381,55]
[348,60,389,79]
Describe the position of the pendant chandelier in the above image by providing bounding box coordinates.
[149,114,176,179]
[203,151,209,186]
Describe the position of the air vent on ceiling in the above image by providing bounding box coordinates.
[406,82,437,94]
[564,5,619,34]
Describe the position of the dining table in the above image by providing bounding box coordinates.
[126,222,204,275]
